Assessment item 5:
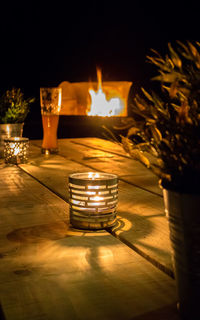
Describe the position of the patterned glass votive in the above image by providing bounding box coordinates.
[4,137,29,164]
[69,172,118,230]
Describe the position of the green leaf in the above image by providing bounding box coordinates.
[113,118,135,130]
[188,41,199,58]
[151,126,162,143]
[152,72,181,83]
[147,56,171,72]
[121,136,133,154]
[129,148,150,168]
[168,43,182,68]
[0,88,35,123]
[141,88,154,102]
[127,127,140,137]
[188,41,200,69]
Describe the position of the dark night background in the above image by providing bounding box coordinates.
[0,1,198,139]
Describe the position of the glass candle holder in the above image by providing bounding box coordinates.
[69,172,118,230]
[40,87,62,155]
[0,123,24,158]
[4,137,29,164]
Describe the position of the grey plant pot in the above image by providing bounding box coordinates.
[163,188,200,319]
[0,123,24,157]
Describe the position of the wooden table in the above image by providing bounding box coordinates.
[0,138,179,320]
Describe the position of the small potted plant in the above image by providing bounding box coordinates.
[0,88,35,154]
[117,41,200,320]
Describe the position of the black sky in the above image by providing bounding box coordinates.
[0,1,198,97]
[0,1,198,139]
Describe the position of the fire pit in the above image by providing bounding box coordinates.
[59,69,132,117]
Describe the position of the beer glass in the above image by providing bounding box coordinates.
[40,87,62,154]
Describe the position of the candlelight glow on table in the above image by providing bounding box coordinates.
[4,137,29,164]
[69,172,118,229]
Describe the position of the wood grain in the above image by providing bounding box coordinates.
[21,140,173,275]
[31,138,161,196]
[0,165,179,319]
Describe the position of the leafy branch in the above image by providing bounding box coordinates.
[118,41,200,192]
[0,88,35,124]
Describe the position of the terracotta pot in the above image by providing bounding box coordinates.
[163,187,200,319]
[0,123,24,157]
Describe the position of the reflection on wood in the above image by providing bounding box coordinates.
[23,139,172,275]
[0,165,179,319]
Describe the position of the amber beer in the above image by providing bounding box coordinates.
[42,114,59,153]
[40,87,62,154]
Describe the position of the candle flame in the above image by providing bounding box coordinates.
[86,191,96,195]
[88,172,100,180]
[14,147,20,156]
[90,196,104,201]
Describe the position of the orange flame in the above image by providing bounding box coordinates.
[87,68,124,117]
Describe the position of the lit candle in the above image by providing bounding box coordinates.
[4,137,29,164]
[69,172,118,230]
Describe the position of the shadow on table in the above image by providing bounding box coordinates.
[7,219,108,244]
[109,211,173,277]
[0,304,5,320]
[130,303,179,320]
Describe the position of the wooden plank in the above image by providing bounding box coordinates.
[20,142,173,275]
[0,165,179,319]
[60,139,161,196]
[31,139,161,196]
[114,180,173,276]
[0,164,68,256]
[69,137,130,157]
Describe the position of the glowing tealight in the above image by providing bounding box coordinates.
[4,137,29,164]
[14,147,20,156]
[69,172,118,230]
[88,172,100,179]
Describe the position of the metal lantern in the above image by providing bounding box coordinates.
[4,137,29,164]
[69,172,118,229]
